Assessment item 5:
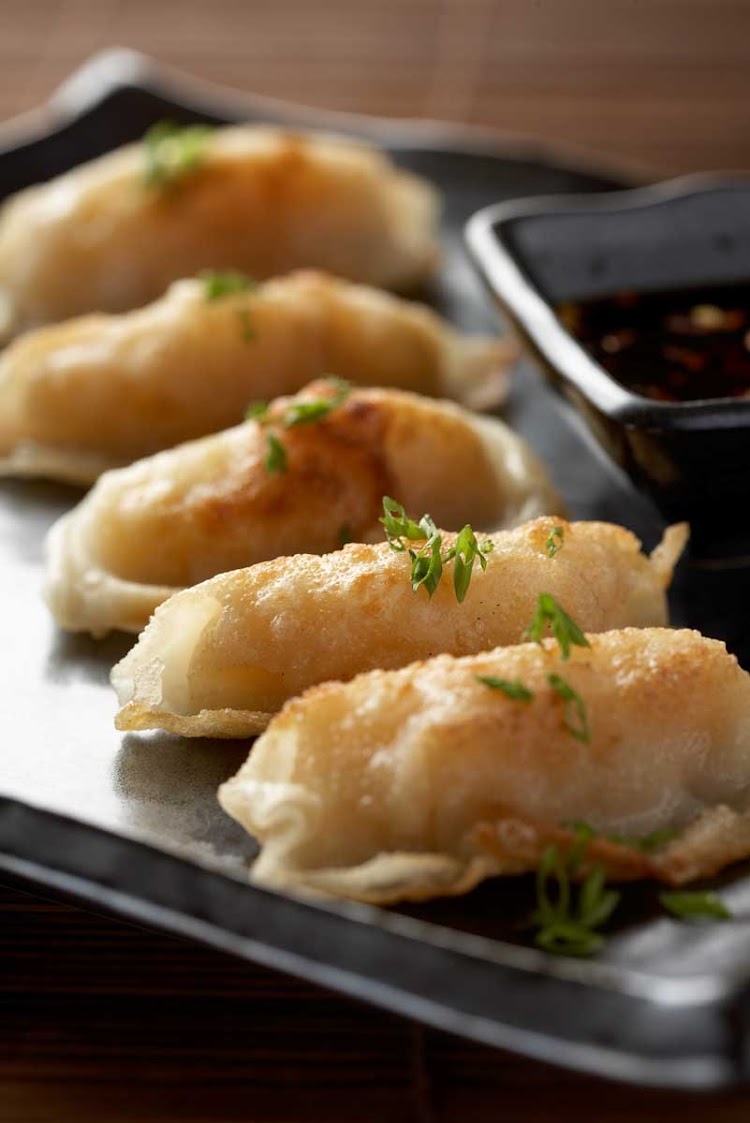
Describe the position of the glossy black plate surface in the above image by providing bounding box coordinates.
[1,49,749,1090]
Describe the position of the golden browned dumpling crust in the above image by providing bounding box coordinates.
[0,126,439,340]
[218,629,750,903]
[0,272,513,482]
[111,518,687,736]
[45,383,562,635]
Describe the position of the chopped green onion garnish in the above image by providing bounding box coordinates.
[381,498,492,604]
[443,525,494,604]
[532,843,620,957]
[282,378,351,427]
[409,532,444,598]
[545,525,565,557]
[547,672,590,743]
[475,675,534,702]
[380,497,433,550]
[200,270,255,300]
[248,380,351,473]
[659,891,731,921]
[246,401,270,422]
[524,593,590,660]
[264,433,287,475]
[143,120,213,188]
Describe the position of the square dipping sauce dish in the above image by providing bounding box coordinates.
[466,175,750,562]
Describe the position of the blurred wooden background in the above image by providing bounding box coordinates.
[1,0,749,176]
[2,2,750,1119]
[4,878,750,1123]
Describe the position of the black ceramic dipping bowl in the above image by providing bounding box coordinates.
[466,175,750,560]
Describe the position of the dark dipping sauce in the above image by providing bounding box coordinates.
[558,282,750,403]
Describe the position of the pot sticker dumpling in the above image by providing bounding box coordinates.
[0,272,512,483]
[218,628,750,904]
[111,517,687,737]
[45,382,561,636]
[0,123,439,341]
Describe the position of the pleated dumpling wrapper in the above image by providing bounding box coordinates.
[111,517,688,737]
[46,382,561,636]
[0,271,512,483]
[0,123,439,342]
[218,628,750,904]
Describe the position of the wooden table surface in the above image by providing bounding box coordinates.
[4,875,750,1123]
[1,0,749,178]
[2,1,750,1119]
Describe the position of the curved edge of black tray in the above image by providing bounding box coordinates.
[0,796,744,1090]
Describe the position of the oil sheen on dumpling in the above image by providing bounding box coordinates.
[0,272,512,483]
[0,125,439,341]
[218,628,750,904]
[46,383,561,636]
[111,518,687,737]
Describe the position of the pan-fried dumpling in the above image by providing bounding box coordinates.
[0,272,512,483]
[112,517,687,737]
[218,628,750,903]
[46,382,561,636]
[0,124,439,341]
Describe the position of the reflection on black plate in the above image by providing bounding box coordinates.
[1,49,749,1090]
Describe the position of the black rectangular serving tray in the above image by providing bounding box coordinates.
[2,49,750,1090]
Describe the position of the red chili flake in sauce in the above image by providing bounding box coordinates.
[559,283,750,402]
